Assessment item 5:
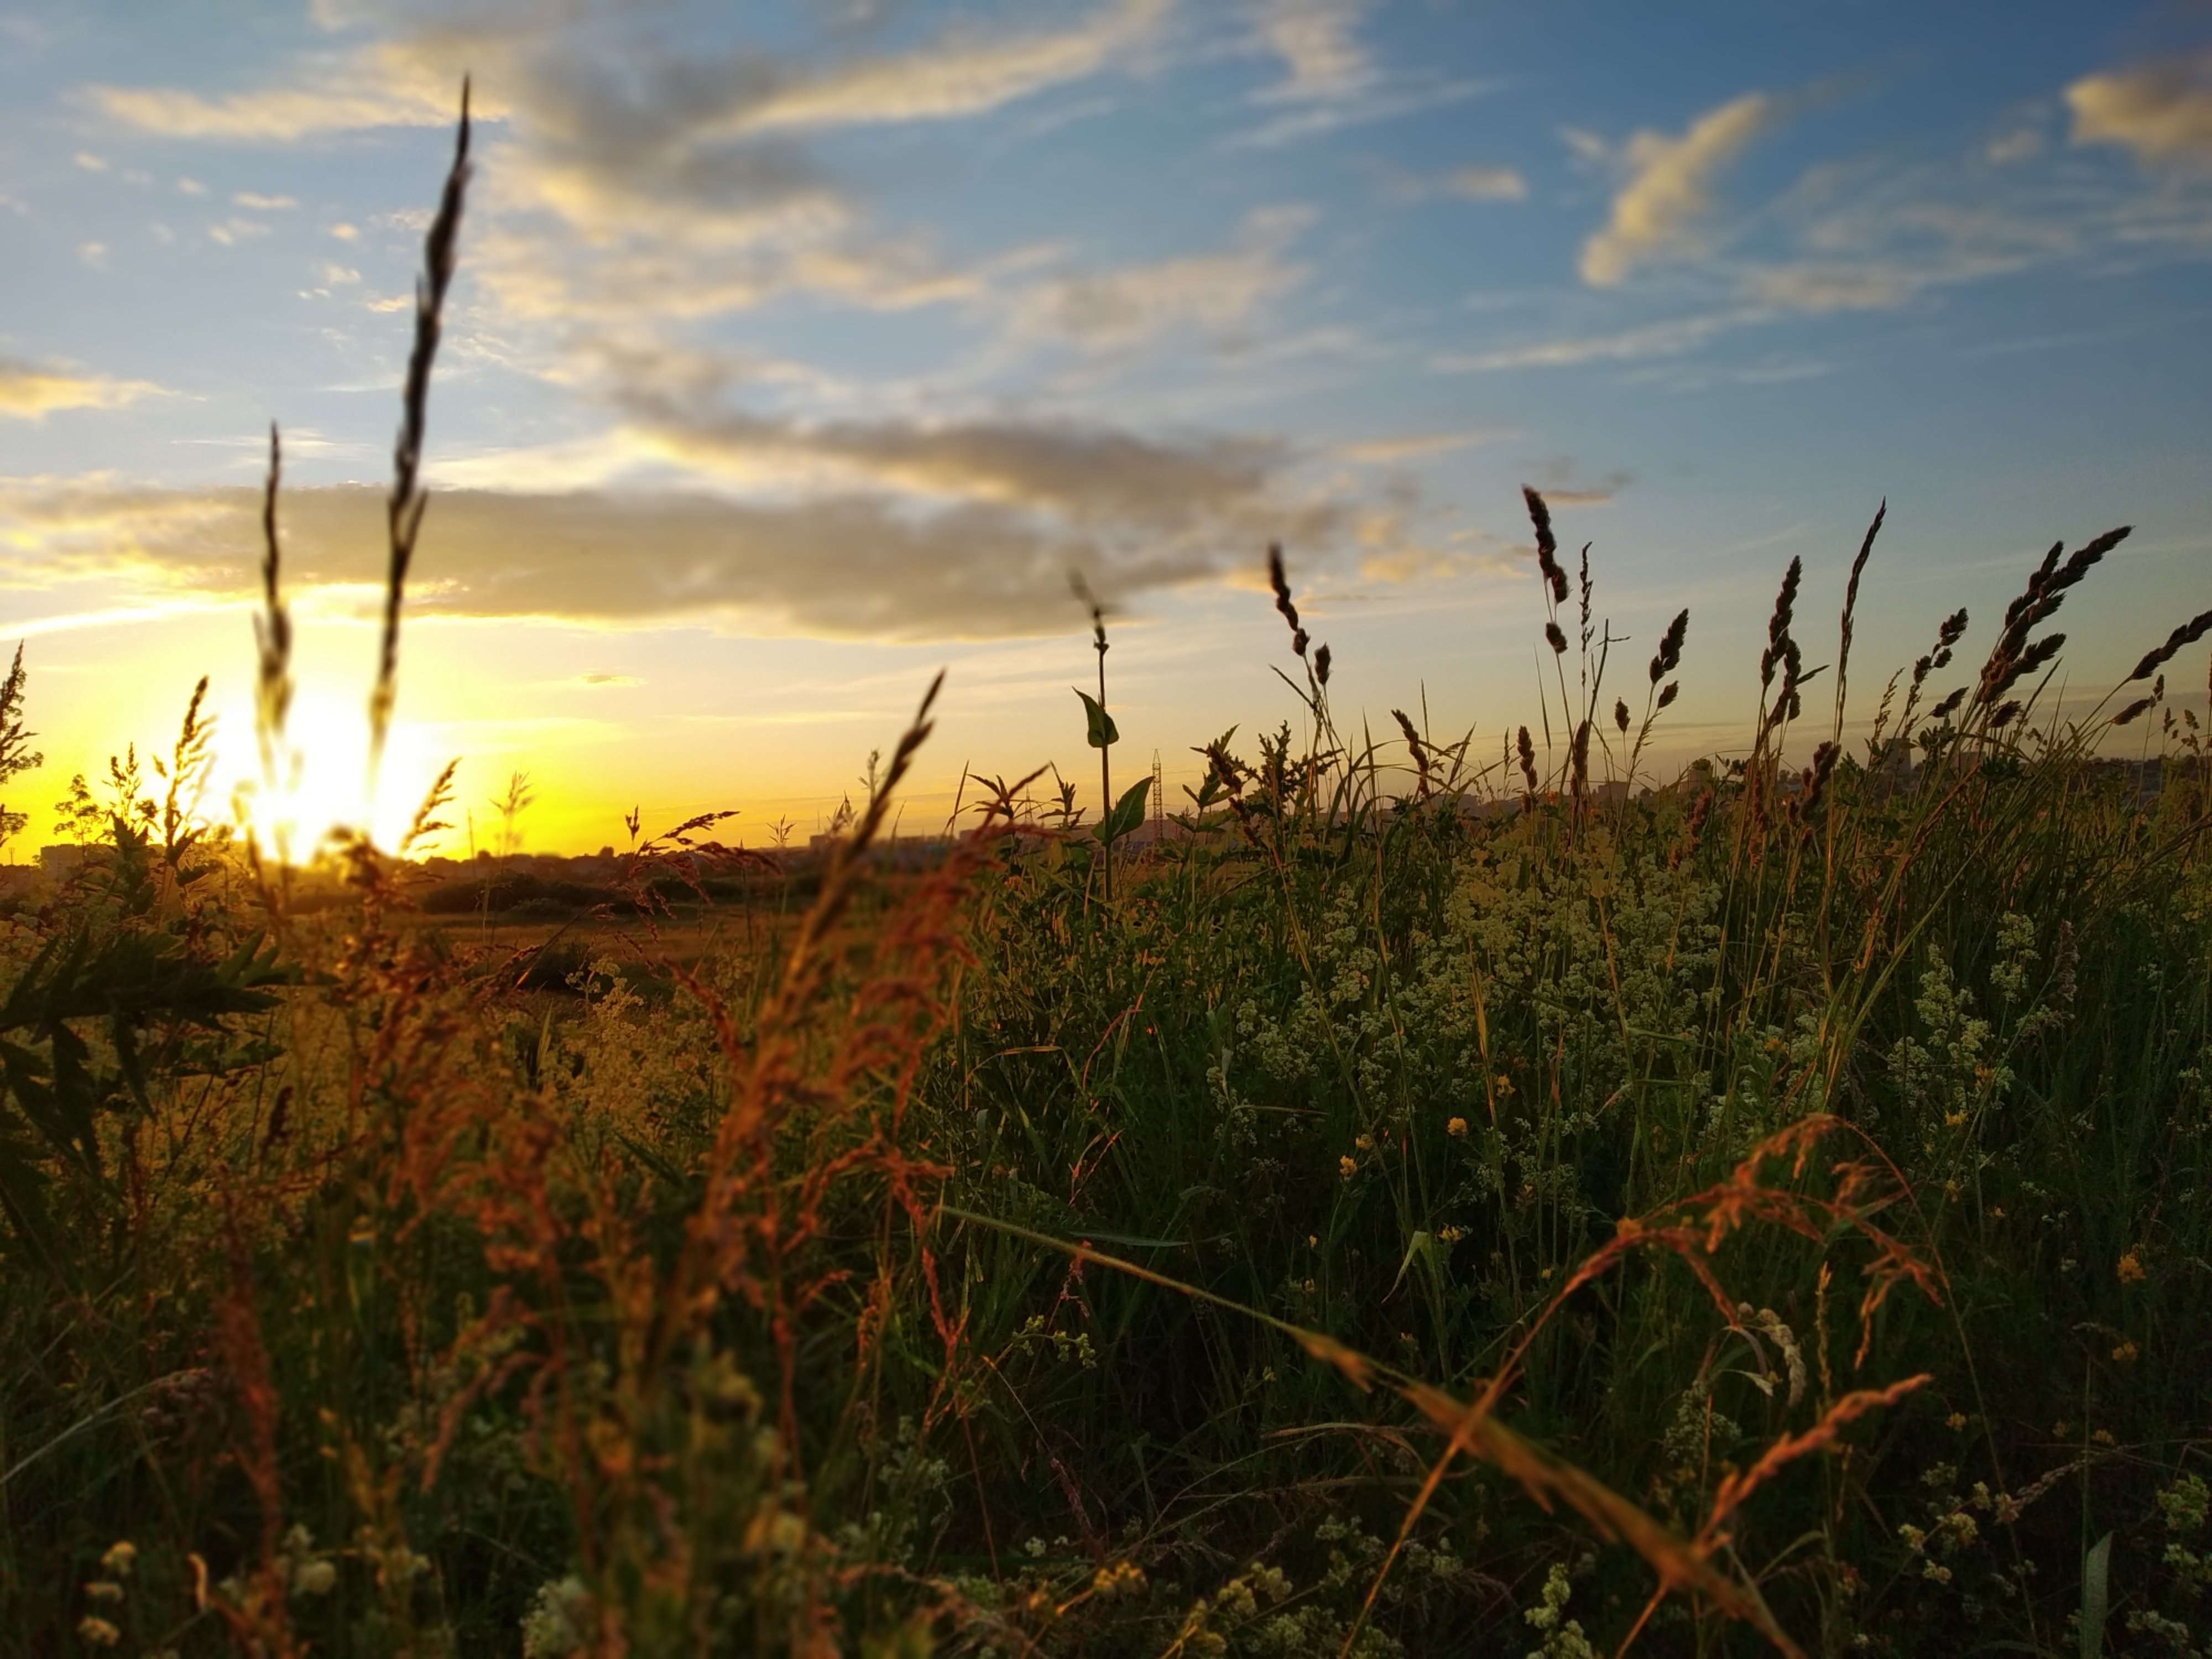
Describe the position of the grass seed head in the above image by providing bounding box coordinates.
[1649,608,1688,684]
[1523,486,1568,605]
[1267,543,1309,657]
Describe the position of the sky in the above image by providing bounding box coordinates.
[2,0,2210,855]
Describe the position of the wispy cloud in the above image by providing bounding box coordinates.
[1579,92,1778,286]
[1010,206,1311,353]
[2067,54,2212,169]
[0,461,1335,641]
[0,357,161,419]
[1338,430,1509,464]
[87,56,459,139]
[1434,311,1752,373]
[95,0,1167,143]
[1248,0,1376,105]
[1446,164,1527,202]
[732,0,1171,133]
[1233,0,1481,148]
[1381,161,1527,204]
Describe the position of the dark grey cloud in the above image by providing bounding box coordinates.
[1,430,1337,640]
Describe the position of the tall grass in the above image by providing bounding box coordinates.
[2,95,2209,1658]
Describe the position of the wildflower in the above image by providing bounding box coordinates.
[2118,1249,2147,1283]
[1446,1116,1468,1138]
[99,1542,137,1579]
[1353,1134,1373,1151]
[1437,1224,1464,1243]
[79,1619,122,1648]
[84,1581,126,1603]
[2112,1340,2139,1364]
[1946,1412,1967,1431]
[2092,1428,2116,1447]
[1092,1560,1146,1599]
[1338,1155,1356,1178]
[293,1559,338,1596]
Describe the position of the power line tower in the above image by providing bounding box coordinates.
[1151,749,1164,842]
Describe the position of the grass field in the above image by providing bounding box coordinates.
[3,102,2209,1659]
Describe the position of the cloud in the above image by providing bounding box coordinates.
[1381,162,1526,204]
[1249,0,1375,104]
[612,390,1320,545]
[1742,265,1914,312]
[1338,430,1507,465]
[2067,55,2212,169]
[1579,92,1777,286]
[1233,0,1482,148]
[95,0,1165,143]
[0,358,161,419]
[733,0,1171,133]
[207,217,273,246]
[1447,165,1526,201]
[1011,206,1311,352]
[86,64,458,139]
[232,191,297,210]
[1434,311,1750,373]
[0,393,1340,638]
[84,2,1198,356]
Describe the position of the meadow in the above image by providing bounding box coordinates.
[3,102,2210,1659]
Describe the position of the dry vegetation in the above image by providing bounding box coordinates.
[3,96,2211,1659]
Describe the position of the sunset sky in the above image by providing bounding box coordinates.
[3,1,2210,854]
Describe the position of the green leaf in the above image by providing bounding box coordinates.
[1388,1229,1435,1298]
[2080,1532,2111,1659]
[1074,688,1119,749]
[1097,776,1151,846]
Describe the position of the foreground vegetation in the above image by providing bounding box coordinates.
[5,96,2210,1657]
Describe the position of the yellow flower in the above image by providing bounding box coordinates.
[2092,1428,2116,1447]
[2111,1340,2139,1364]
[78,1619,121,1648]
[1338,1155,1357,1178]
[1945,1412,1967,1431]
[1446,1116,1468,1138]
[1353,1134,1374,1151]
[2118,1249,2147,1283]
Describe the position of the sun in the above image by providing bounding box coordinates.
[227,686,453,864]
